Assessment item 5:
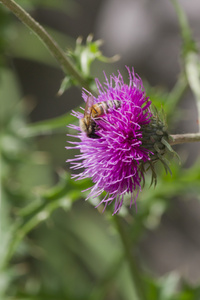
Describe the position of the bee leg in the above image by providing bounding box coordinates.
[88,132,100,139]
[88,120,100,139]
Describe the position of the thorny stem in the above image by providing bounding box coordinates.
[0,0,92,93]
[113,216,147,300]
[169,133,200,145]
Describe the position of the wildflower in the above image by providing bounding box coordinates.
[67,67,171,214]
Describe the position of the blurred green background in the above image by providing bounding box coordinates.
[1,0,200,299]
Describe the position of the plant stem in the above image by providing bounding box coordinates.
[167,72,188,115]
[169,133,200,145]
[1,0,92,92]
[113,216,147,300]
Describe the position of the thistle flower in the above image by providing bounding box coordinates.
[67,67,171,214]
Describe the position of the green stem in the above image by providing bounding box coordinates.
[113,216,147,300]
[1,0,92,92]
[167,72,188,115]
[169,133,200,145]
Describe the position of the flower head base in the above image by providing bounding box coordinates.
[67,67,171,214]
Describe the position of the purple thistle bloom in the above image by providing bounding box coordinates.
[67,67,154,214]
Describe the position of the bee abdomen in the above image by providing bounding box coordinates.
[91,100,121,118]
[107,100,121,110]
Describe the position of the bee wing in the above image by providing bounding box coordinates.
[84,95,94,117]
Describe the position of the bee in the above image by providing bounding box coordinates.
[79,95,121,138]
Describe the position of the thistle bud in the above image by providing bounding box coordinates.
[140,108,174,186]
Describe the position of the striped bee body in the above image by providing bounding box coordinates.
[90,99,121,118]
[79,96,121,138]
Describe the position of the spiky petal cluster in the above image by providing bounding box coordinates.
[67,67,153,214]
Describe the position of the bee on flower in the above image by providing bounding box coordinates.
[67,67,172,214]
